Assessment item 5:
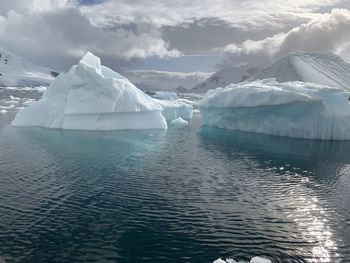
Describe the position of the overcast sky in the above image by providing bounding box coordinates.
[0,0,350,74]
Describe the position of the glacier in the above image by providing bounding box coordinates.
[12,52,169,130]
[199,79,350,140]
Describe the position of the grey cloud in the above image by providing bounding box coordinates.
[0,0,348,73]
[0,2,179,71]
[162,19,301,55]
[81,0,340,29]
[218,8,350,68]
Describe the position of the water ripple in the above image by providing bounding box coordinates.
[0,106,349,262]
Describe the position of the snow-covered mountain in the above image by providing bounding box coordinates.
[191,65,258,93]
[249,52,350,90]
[125,70,212,92]
[0,46,58,87]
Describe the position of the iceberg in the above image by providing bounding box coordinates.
[12,52,167,130]
[156,98,193,121]
[199,79,350,140]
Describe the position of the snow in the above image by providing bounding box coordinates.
[192,65,258,93]
[195,52,350,94]
[12,52,168,130]
[199,79,350,140]
[0,110,6,114]
[249,52,350,91]
[0,46,55,87]
[169,117,188,128]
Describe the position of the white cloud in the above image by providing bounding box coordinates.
[0,0,348,72]
[80,0,342,29]
[0,1,180,70]
[218,8,350,67]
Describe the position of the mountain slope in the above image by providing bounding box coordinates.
[191,65,258,93]
[249,52,350,90]
[0,46,57,87]
[125,70,212,92]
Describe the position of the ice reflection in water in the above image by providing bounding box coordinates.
[0,108,349,262]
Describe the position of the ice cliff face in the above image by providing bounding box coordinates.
[249,52,350,90]
[199,79,350,140]
[12,52,168,130]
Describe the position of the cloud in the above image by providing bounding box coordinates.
[0,0,348,72]
[0,0,180,71]
[81,0,341,29]
[217,8,350,68]
[0,0,69,15]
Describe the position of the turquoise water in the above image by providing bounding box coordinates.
[0,89,350,262]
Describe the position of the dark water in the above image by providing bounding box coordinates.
[0,89,350,263]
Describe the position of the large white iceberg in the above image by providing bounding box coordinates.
[199,79,350,140]
[12,52,168,130]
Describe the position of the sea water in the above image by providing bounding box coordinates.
[0,88,349,262]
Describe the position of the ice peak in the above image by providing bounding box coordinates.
[79,51,101,72]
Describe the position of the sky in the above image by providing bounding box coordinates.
[0,0,350,78]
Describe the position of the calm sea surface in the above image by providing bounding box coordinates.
[0,88,349,262]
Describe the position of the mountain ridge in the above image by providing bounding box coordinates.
[192,52,350,93]
[0,46,58,87]
[249,52,350,90]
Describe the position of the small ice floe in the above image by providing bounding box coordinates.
[4,86,47,92]
[250,257,272,263]
[213,256,272,263]
[154,91,178,100]
[170,117,188,128]
[213,258,238,263]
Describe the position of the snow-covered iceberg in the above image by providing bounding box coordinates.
[199,79,350,140]
[12,52,167,130]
